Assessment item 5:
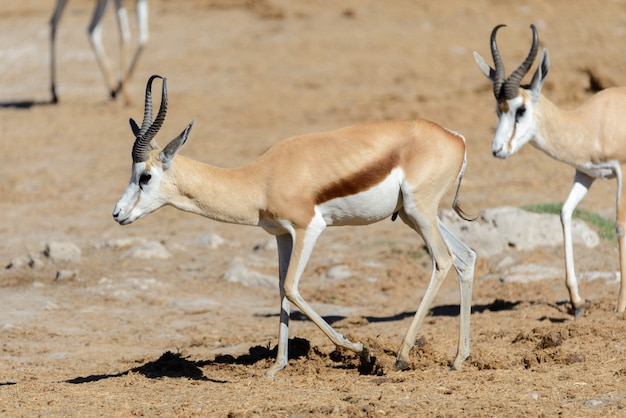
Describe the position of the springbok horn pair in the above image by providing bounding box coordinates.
[477,24,539,100]
[130,75,167,163]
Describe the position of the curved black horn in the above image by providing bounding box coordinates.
[490,24,507,99]
[142,77,168,144]
[503,24,539,100]
[137,75,161,137]
[132,75,168,163]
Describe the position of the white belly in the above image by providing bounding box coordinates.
[317,168,403,226]
[580,160,619,180]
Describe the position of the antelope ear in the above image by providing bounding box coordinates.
[130,118,160,150]
[530,49,550,100]
[159,120,195,170]
[473,51,496,81]
[130,118,141,137]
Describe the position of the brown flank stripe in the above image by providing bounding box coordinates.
[315,151,400,205]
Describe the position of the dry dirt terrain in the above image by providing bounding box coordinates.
[2,0,626,416]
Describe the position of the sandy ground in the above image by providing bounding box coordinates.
[2,0,626,416]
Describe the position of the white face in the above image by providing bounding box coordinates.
[112,161,166,225]
[492,94,535,159]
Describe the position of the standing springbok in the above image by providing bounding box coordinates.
[474,24,626,317]
[113,75,476,376]
[50,0,148,103]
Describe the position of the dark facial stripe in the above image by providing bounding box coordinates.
[315,151,401,205]
[498,100,509,114]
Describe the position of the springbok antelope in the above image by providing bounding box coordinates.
[50,0,148,103]
[474,24,626,317]
[113,75,476,376]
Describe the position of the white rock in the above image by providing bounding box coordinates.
[197,233,225,249]
[95,238,139,250]
[55,269,78,281]
[440,207,600,257]
[221,257,276,288]
[5,254,34,269]
[44,242,82,263]
[122,240,170,259]
[498,263,563,284]
[325,265,352,280]
[579,271,619,282]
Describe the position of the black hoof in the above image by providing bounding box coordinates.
[359,347,371,363]
[358,348,380,375]
[393,359,410,371]
[573,305,584,319]
[569,302,585,318]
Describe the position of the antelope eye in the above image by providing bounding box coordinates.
[139,173,152,187]
[515,106,526,121]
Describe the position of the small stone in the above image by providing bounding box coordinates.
[122,240,170,259]
[5,254,32,269]
[197,233,225,249]
[325,265,352,280]
[55,270,78,281]
[44,242,82,263]
[221,257,275,288]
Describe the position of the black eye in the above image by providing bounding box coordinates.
[139,173,152,188]
[515,106,526,121]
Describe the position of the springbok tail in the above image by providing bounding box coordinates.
[451,153,477,222]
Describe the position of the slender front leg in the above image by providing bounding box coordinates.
[266,214,364,377]
[561,170,594,317]
[264,234,293,378]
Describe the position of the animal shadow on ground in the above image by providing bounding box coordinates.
[269,299,522,324]
[0,99,56,109]
[62,300,525,385]
[65,351,223,384]
[64,339,312,385]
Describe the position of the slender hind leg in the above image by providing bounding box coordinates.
[615,164,626,312]
[112,0,131,101]
[113,0,149,103]
[438,219,476,369]
[50,0,70,103]
[394,209,455,370]
[87,0,118,99]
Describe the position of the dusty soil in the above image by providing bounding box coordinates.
[2,0,626,416]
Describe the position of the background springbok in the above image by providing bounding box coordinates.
[50,0,148,103]
[113,75,476,376]
[474,24,626,317]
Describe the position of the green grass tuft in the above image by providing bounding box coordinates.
[521,202,616,241]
